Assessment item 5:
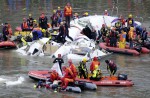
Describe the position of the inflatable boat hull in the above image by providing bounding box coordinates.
[28,70,133,87]
[0,41,16,49]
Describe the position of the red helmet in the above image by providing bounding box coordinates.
[93,57,98,61]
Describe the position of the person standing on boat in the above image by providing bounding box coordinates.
[63,20,73,41]
[141,27,148,45]
[27,14,34,30]
[100,24,108,42]
[64,2,73,28]
[39,13,48,30]
[78,58,88,79]
[90,65,102,81]
[119,29,126,49]
[126,14,134,28]
[53,54,64,72]
[135,26,143,41]
[61,66,74,90]
[90,57,100,74]
[68,59,77,78]
[128,27,134,49]
[109,27,118,47]
[119,15,126,28]
[2,23,9,41]
[105,60,117,76]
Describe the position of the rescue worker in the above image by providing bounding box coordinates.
[141,27,148,45]
[78,58,88,79]
[61,66,74,90]
[27,14,34,28]
[33,20,38,28]
[103,10,109,16]
[32,29,43,40]
[49,70,60,82]
[82,12,89,17]
[54,22,65,43]
[105,26,111,46]
[91,29,97,41]
[90,65,102,81]
[64,2,72,28]
[115,22,121,34]
[56,6,63,19]
[68,59,77,78]
[73,13,79,19]
[135,26,143,40]
[41,29,47,37]
[2,23,9,41]
[90,57,100,74]
[128,27,134,49]
[39,13,48,29]
[105,60,117,76]
[53,54,64,72]
[100,24,108,42]
[119,29,126,49]
[109,27,118,47]
[21,18,29,31]
[127,14,134,28]
[51,10,58,28]
[7,24,12,38]
[63,20,73,41]
[119,15,126,28]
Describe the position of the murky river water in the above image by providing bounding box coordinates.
[0,0,150,98]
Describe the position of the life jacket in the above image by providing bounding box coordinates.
[90,61,100,71]
[120,32,126,42]
[120,19,125,25]
[92,69,102,78]
[128,30,133,39]
[64,67,74,79]
[109,60,116,69]
[50,72,59,82]
[22,22,28,29]
[64,6,72,16]
[78,61,86,71]
[127,18,134,26]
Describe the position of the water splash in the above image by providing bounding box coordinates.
[5,76,25,86]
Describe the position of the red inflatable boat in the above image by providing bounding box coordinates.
[99,43,150,56]
[0,41,16,49]
[75,76,134,87]
[28,70,134,87]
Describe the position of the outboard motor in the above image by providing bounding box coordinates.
[118,74,128,80]
[134,45,142,53]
